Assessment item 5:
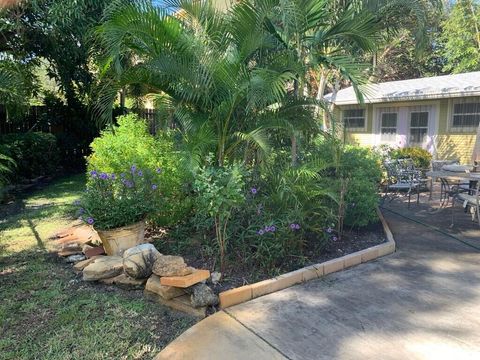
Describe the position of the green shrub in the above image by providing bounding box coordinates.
[87,113,190,226]
[342,146,382,227]
[193,163,246,272]
[313,139,382,228]
[390,147,432,169]
[0,132,60,180]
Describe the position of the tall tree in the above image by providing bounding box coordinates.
[0,0,111,106]
[440,0,480,73]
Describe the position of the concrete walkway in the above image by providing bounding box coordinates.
[156,211,480,360]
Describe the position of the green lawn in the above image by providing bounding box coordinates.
[0,175,195,360]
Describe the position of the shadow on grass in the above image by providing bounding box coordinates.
[0,248,197,360]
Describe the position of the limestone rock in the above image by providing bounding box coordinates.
[152,255,193,277]
[84,246,105,258]
[145,274,186,300]
[190,283,218,308]
[160,269,210,288]
[83,256,123,281]
[99,273,146,289]
[211,271,222,284]
[73,256,102,272]
[123,243,161,279]
[66,254,86,263]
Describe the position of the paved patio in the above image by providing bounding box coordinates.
[156,195,480,360]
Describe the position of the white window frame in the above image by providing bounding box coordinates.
[408,110,430,146]
[379,111,399,143]
[449,97,480,133]
[341,106,367,132]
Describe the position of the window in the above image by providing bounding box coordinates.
[410,112,429,144]
[452,101,480,131]
[343,109,365,130]
[380,112,397,141]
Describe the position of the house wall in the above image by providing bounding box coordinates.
[337,97,478,163]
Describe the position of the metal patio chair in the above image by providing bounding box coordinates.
[383,159,424,208]
[452,180,480,227]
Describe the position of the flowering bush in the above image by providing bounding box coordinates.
[75,165,160,230]
[87,114,190,226]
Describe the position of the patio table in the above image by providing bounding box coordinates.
[425,170,480,209]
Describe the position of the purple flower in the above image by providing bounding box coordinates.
[78,208,85,215]
[151,184,158,190]
[137,170,143,177]
[125,181,133,188]
[131,165,137,173]
[250,187,257,195]
[89,170,98,178]
[86,217,94,225]
[270,225,276,232]
[326,227,333,233]
[156,168,162,174]
[99,172,108,180]
[332,236,338,242]
[294,224,300,230]
[257,229,265,235]
[110,174,116,180]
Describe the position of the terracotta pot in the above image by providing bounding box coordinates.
[97,221,145,256]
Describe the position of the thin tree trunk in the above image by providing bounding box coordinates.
[325,76,340,132]
[470,1,480,50]
[291,134,297,166]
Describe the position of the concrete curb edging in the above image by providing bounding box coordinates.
[219,207,396,309]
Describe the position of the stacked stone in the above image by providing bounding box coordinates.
[145,255,218,315]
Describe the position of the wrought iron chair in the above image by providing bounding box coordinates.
[383,159,424,208]
[452,180,480,227]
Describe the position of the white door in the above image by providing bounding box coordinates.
[407,106,436,153]
[375,105,437,153]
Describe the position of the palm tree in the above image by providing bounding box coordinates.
[251,0,380,162]
[93,0,382,167]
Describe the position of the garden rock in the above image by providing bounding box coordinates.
[152,255,193,277]
[66,254,86,263]
[83,256,123,281]
[145,274,186,300]
[211,271,222,284]
[190,283,218,308]
[73,256,103,272]
[123,243,161,279]
[84,245,105,258]
[100,273,146,289]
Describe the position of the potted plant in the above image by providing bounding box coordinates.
[75,165,160,255]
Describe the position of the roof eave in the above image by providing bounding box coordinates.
[332,90,480,106]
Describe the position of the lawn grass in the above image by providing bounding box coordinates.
[0,175,196,360]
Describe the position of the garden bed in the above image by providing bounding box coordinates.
[148,221,387,294]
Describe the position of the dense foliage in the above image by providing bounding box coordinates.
[440,0,480,73]
[390,146,433,169]
[87,114,189,226]
[0,132,60,180]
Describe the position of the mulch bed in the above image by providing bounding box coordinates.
[147,221,386,293]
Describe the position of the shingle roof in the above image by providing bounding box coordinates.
[325,71,480,105]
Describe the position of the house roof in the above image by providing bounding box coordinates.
[325,71,480,106]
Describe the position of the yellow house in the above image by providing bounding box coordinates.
[326,72,480,163]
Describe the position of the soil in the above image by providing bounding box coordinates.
[147,221,387,293]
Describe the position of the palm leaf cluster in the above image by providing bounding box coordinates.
[94,0,380,167]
